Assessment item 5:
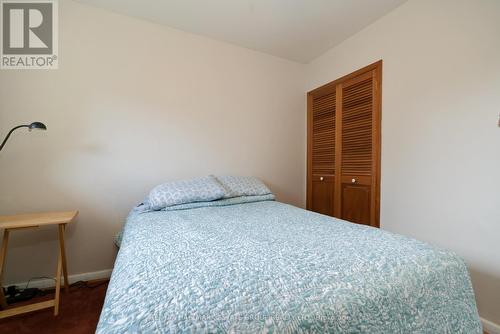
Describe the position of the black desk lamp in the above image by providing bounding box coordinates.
[0,122,47,152]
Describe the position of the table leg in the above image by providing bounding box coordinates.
[0,230,10,309]
[58,224,69,292]
[53,241,63,316]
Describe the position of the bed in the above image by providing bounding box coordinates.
[97,178,481,333]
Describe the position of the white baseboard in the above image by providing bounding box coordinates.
[7,269,113,290]
[483,317,500,334]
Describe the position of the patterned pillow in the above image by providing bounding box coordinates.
[148,176,226,210]
[214,175,272,198]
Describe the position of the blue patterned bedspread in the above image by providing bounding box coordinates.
[98,199,481,333]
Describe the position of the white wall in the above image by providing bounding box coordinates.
[306,0,500,325]
[0,1,305,284]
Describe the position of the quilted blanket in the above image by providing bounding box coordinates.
[97,199,481,333]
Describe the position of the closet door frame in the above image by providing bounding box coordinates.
[307,60,382,227]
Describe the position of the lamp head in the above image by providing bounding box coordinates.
[28,122,47,131]
[0,121,47,152]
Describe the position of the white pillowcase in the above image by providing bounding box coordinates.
[147,176,226,210]
[214,175,272,198]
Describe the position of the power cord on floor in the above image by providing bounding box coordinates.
[2,276,55,305]
[23,277,108,290]
[3,277,108,306]
[69,280,108,289]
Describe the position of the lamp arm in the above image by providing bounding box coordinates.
[0,125,29,152]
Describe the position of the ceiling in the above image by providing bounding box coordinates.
[75,0,407,63]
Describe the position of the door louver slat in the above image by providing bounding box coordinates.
[342,77,373,176]
[312,92,335,175]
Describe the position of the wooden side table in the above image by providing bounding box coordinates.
[0,211,78,319]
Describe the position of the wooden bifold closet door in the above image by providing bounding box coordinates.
[307,61,381,228]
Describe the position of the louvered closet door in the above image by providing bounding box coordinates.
[308,91,336,216]
[307,61,381,227]
[337,69,380,227]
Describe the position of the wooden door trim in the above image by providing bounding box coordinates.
[372,63,382,228]
[340,70,373,88]
[308,60,382,98]
[306,93,313,210]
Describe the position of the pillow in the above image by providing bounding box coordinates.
[214,175,272,198]
[147,176,226,210]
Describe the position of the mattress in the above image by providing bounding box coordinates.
[97,198,481,333]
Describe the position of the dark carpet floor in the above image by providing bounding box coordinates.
[0,280,108,334]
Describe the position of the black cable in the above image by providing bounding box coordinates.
[20,277,108,292]
[11,276,109,291]
[69,280,109,289]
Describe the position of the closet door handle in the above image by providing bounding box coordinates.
[320,176,324,181]
[351,178,357,183]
